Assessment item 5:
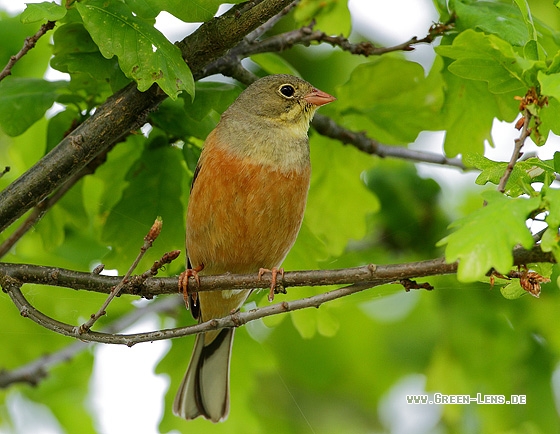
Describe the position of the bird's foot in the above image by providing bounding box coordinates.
[258,267,285,302]
[178,263,204,309]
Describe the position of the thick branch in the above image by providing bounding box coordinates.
[0,0,294,234]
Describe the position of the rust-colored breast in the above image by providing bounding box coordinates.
[186,145,310,277]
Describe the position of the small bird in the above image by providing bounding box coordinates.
[173,74,335,422]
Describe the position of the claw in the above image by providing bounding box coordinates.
[178,263,204,309]
[258,267,284,302]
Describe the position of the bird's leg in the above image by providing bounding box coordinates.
[258,267,285,302]
[178,263,204,309]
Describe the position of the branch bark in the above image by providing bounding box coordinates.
[312,114,466,169]
[0,246,552,297]
[0,246,554,346]
[0,0,295,234]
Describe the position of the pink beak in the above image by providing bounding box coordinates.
[304,88,336,106]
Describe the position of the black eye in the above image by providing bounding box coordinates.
[279,84,295,97]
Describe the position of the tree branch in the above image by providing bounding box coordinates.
[0,296,180,388]
[205,16,454,77]
[0,246,554,346]
[77,218,163,334]
[0,4,456,243]
[311,114,466,169]
[1,246,551,297]
[498,109,531,193]
[0,0,295,234]
[0,21,56,82]
[498,88,550,192]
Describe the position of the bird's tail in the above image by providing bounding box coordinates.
[173,328,234,422]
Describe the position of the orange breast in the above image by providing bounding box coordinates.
[186,145,311,277]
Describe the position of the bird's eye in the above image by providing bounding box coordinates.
[279,84,295,98]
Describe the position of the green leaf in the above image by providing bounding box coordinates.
[538,70,560,100]
[0,78,66,136]
[137,0,245,23]
[363,161,448,256]
[541,188,560,262]
[123,0,160,21]
[500,280,528,299]
[463,153,554,197]
[304,134,379,258]
[101,136,187,270]
[437,29,531,93]
[250,53,300,76]
[438,191,540,281]
[295,0,351,35]
[554,151,560,173]
[511,0,539,53]
[291,308,318,339]
[76,0,193,99]
[439,67,518,157]
[454,1,529,47]
[183,81,241,122]
[537,94,560,141]
[50,22,130,95]
[151,81,242,141]
[20,1,67,24]
[335,56,444,145]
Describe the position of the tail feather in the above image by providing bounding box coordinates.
[173,328,234,422]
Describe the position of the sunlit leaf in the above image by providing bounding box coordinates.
[438,191,540,281]
[336,57,444,145]
[20,1,66,24]
[437,29,532,93]
[76,0,193,99]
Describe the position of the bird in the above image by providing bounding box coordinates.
[173,74,336,422]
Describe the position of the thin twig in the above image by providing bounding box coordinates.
[244,26,435,57]
[0,296,180,388]
[77,218,163,334]
[0,21,56,82]
[312,114,466,169]
[244,0,299,42]
[1,246,554,346]
[202,18,451,78]
[2,277,428,346]
[0,167,9,178]
[498,109,532,193]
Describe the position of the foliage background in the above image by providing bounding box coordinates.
[1,0,560,433]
